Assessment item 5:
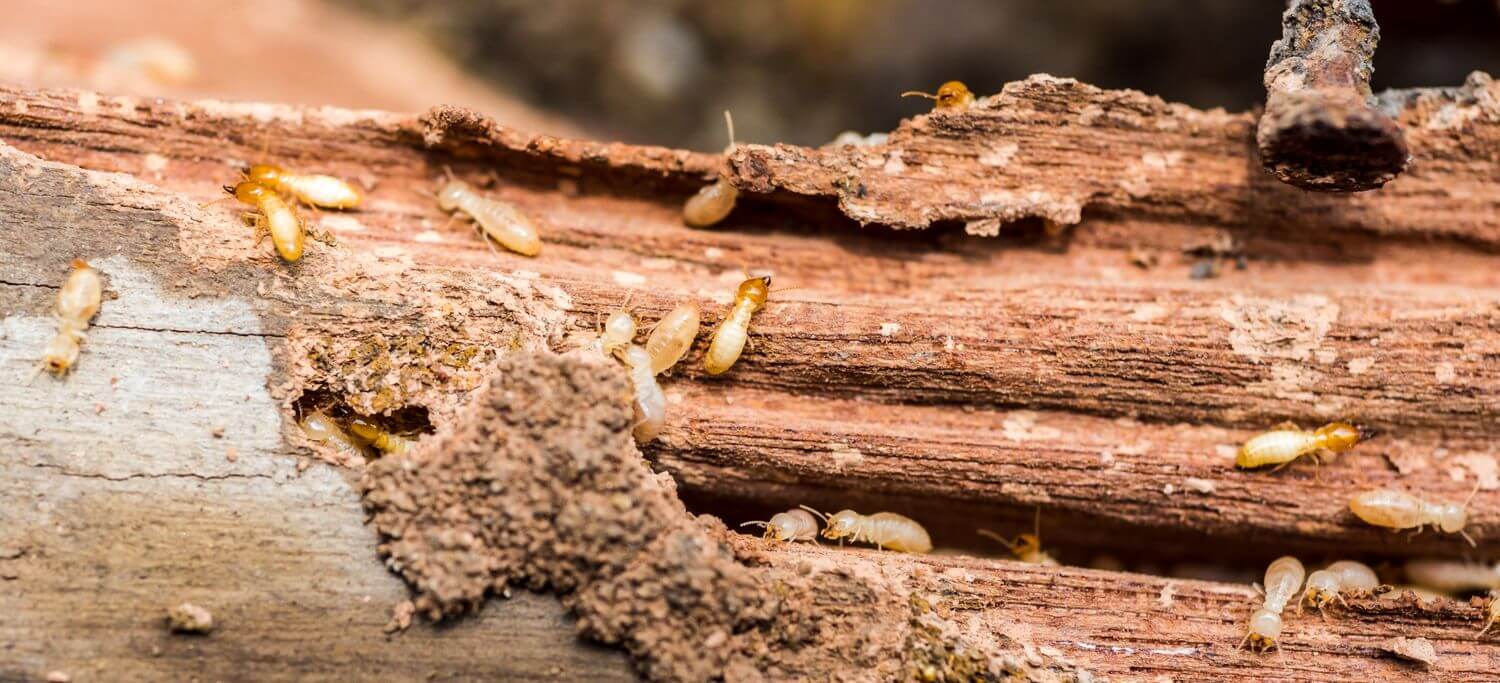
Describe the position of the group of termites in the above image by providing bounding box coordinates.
[33,80,1496,654]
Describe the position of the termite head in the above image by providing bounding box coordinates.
[736,276,772,307]
[1314,422,1365,451]
[1243,608,1282,652]
[1432,501,1468,534]
[41,334,80,375]
[820,509,862,541]
[435,180,470,212]
[345,417,382,446]
[902,81,976,110]
[245,163,286,186]
[226,180,273,204]
[1301,570,1339,611]
[601,310,638,355]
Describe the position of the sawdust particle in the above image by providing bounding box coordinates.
[1379,636,1437,666]
[166,602,214,634]
[1347,357,1375,375]
[1183,477,1216,494]
[1435,362,1457,383]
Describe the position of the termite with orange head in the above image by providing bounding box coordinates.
[704,276,771,375]
[1240,555,1304,653]
[901,80,976,111]
[682,111,739,228]
[1301,560,1379,614]
[1235,421,1368,471]
[246,163,362,209]
[978,507,1059,566]
[644,301,701,374]
[226,180,304,262]
[1349,485,1479,547]
[616,344,665,442]
[346,417,417,457]
[435,173,542,257]
[802,505,933,554]
[740,508,820,543]
[40,259,103,376]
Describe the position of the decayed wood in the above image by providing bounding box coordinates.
[2,78,1499,681]
[726,72,1497,245]
[1258,0,1408,192]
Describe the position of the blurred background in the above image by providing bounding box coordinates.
[3,0,1498,150]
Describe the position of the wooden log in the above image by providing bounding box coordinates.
[3,78,1499,681]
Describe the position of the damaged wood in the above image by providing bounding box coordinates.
[1258,0,1409,192]
[2,80,1499,681]
[364,351,1500,683]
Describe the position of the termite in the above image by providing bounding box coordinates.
[704,276,771,375]
[1240,555,1304,653]
[617,344,665,442]
[644,301,701,375]
[347,417,416,457]
[978,508,1059,566]
[299,411,367,460]
[1349,485,1478,547]
[900,80,976,111]
[1404,558,1500,593]
[226,180,304,262]
[40,259,103,376]
[1235,421,1367,471]
[246,163,362,209]
[801,505,933,554]
[682,111,739,228]
[1481,589,1500,636]
[594,297,637,359]
[436,176,542,257]
[740,508,820,543]
[1301,560,1379,613]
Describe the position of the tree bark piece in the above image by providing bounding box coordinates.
[3,80,1500,681]
[1257,0,1409,192]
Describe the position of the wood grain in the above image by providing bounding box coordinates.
[2,77,1499,681]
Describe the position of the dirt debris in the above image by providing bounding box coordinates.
[165,602,214,634]
[1378,636,1437,667]
[361,351,1085,682]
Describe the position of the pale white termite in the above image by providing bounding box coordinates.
[1301,560,1379,613]
[226,180,304,262]
[347,417,416,457]
[978,508,1059,566]
[644,301,701,375]
[1481,589,1500,637]
[740,508,820,543]
[1240,555,1305,652]
[682,111,739,228]
[299,411,367,460]
[1349,486,1478,547]
[40,259,103,376]
[801,505,933,554]
[1404,558,1500,593]
[436,178,542,256]
[617,344,665,442]
[594,298,638,359]
[704,276,771,375]
[247,164,362,209]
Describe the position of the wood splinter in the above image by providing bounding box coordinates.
[1258,0,1409,192]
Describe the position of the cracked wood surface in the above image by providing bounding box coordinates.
[2,79,1499,681]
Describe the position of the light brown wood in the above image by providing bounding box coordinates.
[3,75,1499,681]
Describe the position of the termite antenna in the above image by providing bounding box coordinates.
[900,90,938,100]
[1461,529,1478,548]
[442,165,456,183]
[1464,479,1482,506]
[797,504,830,525]
[738,520,769,529]
[976,529,1018,552]
[722,110,736,152]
